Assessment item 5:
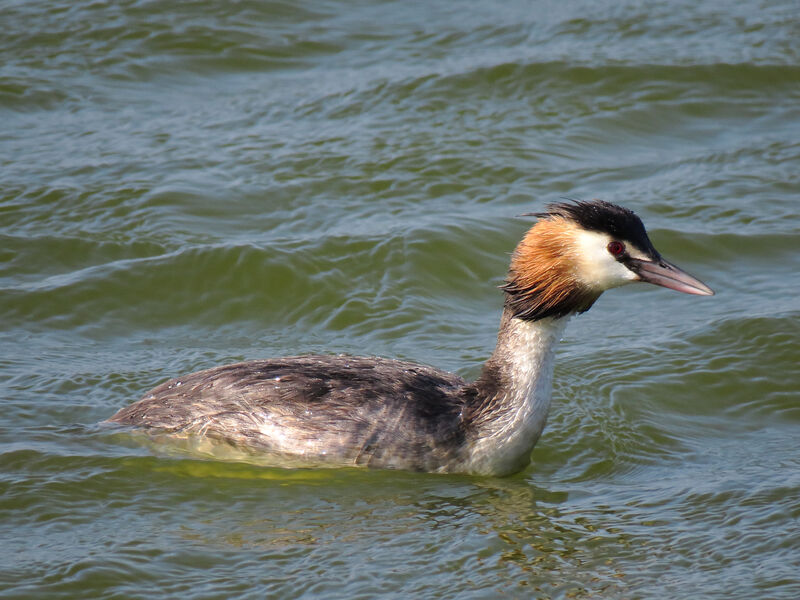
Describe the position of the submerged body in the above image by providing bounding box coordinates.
[110,313,566,475]
[108,200,713,476]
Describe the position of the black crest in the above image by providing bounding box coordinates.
[532,199,659,258]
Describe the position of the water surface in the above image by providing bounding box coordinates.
[1,1,799,598]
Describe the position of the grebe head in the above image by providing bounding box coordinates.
[502,199,714,321]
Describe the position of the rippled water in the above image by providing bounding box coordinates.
[2,0,799,598]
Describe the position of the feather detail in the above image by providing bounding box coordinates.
[502,217,601,321]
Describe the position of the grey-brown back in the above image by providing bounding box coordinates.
[108,355,469,471]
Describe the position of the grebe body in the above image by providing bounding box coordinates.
[108,201,713,476]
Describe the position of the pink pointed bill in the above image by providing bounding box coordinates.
[631,258,714,296]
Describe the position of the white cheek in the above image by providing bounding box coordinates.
[573,230,638,289]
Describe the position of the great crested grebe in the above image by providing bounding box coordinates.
[108,200,713,476]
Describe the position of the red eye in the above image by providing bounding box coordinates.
[607,241,625,256]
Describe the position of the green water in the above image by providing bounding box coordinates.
[2,0,799,598]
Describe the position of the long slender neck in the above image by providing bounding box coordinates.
[460,308,570,475]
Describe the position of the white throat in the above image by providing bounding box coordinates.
[463,314,569,476]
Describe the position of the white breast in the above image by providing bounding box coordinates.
[461,316,569,476]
